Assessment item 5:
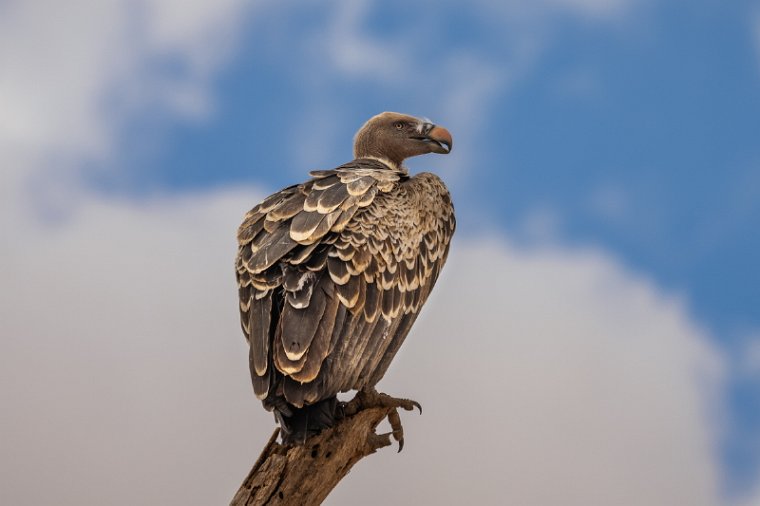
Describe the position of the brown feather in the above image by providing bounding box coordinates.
[287,241,321,265]
[356,317,403,387]
[290,209,340,243]
[317,183,350,213]
[289,281,339,383]
[332,242,356,261]
[237,214,265,245]
[304,245,329,271]
[346,176,375,196]
[311,174,340,190]
[290,211,326,243]
[251,269,282,291]
[247,226,297,273]
[356,186,378,207]
[327,255,350,285]
[257,189,289,213]
[335,273,361,308]
[303,185,322,212]
[329,313,368,393]
[352,247,371,272]
[332,206,358,233]
[347,318,390,388]
[249,296,272,376]
[274,335,308,375]
[250,352,271,400]
[352,276,367,314]
[267,191,306,221]
[282,376,306,407]
[381,284,396,320]
[279,276,328,361]
[363,282,382,322]
[367,312,419,386]
[283,269,315,309]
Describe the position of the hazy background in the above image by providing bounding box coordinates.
[1,1,759,504]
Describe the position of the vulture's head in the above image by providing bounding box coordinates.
[353,112,453,168]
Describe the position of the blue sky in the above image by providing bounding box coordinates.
[2,0,760,504]
[122,0,759,335]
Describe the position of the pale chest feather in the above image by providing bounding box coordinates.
[348,173,453,253]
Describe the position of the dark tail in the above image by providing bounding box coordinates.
[275,396,340,445]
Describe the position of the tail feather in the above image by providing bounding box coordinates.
[275,396,339,445]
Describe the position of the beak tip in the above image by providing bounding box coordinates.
[429,125,453,154]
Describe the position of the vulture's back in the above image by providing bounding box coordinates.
[236,158,455,411]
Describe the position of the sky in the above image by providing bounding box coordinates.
[1,0,759,504]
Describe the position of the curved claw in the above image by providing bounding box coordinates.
[349,389,422,452]
[387,408,406,452]
[395,398,421,414]
[387,395,421,414]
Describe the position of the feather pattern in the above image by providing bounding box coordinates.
[236,157,455,409]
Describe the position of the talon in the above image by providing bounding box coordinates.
[387,408,406,452]
[347,389,421,451]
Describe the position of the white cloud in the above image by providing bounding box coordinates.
[325,0,410,82]
[518,204,565,243]
[739,484,760,506]
[0,1,255,499]
[0,188,274,505]
[328,239,723,505]
[0,0,248,175]
[1,193,724,505]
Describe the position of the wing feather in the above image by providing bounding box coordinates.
[289,281,340,384]
[366,312,419,386]
[249,297,272,376]
[347,318,392,388]
[250,346,271,400]
[278,275,328,361]
[317,183,350,213]
[247,227,297,273]
[329,313,370,393]
[363,279,382,322]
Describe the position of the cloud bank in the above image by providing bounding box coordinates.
[330,239,723,505]
[1,190,724,505]
[0,0,736,504]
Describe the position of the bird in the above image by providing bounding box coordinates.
[235,112,455,445]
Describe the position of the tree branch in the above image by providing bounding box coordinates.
[230,405,400,506]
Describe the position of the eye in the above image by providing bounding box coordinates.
[394,122,404,130]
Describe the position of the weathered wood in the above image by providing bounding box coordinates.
[230,405,401,506]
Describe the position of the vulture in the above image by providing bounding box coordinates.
[235,112,455,444]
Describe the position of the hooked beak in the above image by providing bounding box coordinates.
[415,123,453,154]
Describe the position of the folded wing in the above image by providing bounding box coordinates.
[236,160,455,408]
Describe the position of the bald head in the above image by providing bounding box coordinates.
[353,112,452,168]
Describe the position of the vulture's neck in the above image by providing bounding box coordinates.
[359,155,400,170]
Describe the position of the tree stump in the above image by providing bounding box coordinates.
[230,404,406,505]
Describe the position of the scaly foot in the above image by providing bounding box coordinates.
[343,387,422,451]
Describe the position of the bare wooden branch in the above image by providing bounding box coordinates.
[230,405,401,506]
